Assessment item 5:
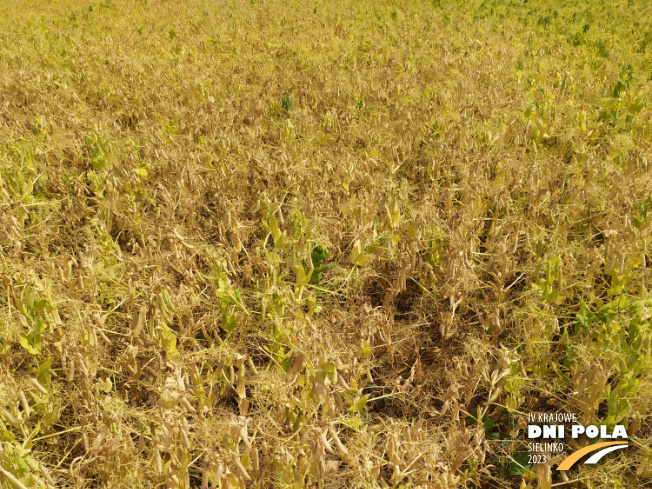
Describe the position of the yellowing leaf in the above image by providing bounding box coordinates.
[388,198,400,227]
[19,336,37,355]
[222,311,237,333]
[360,340,372,359]
[348,394,370,413]
[99,377,112,393]
[351,240,367,266]
[292,264,312,286]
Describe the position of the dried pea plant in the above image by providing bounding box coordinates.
[0,0,651,488]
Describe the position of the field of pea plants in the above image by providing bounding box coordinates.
[0,0,651,487]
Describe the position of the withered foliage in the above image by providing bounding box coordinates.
[0,0,651,488]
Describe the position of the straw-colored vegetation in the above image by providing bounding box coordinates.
[1,0,651,487]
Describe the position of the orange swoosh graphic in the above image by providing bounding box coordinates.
[557,441,628,471]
